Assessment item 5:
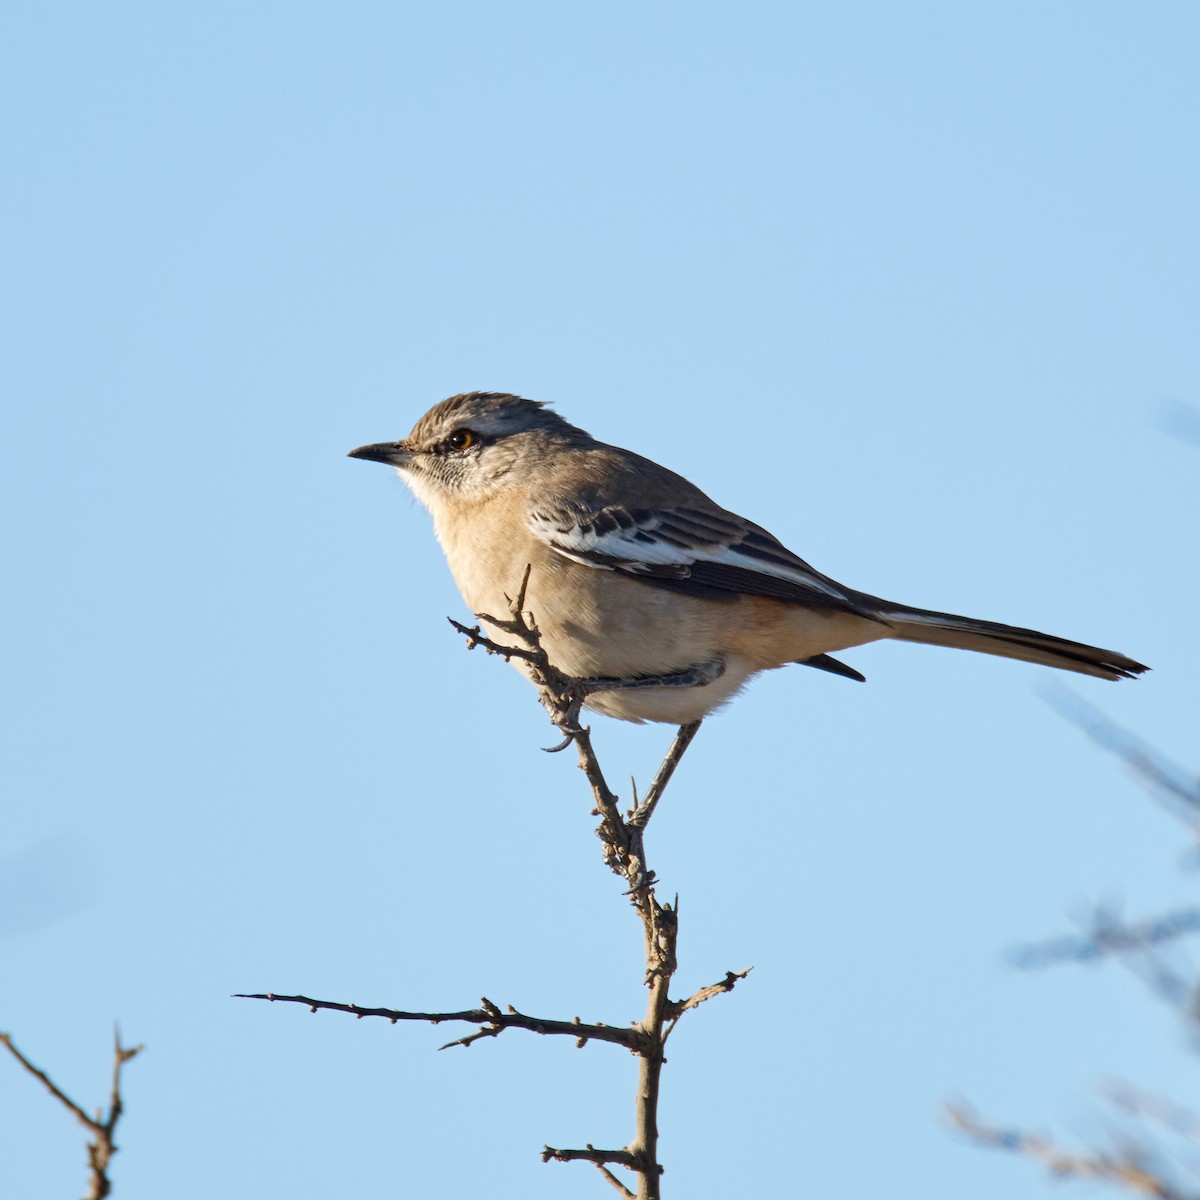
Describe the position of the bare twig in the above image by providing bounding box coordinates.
[234,993,647,1052]
[1,1027,142,1200]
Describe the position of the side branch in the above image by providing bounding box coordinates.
[542,1144,641,1169]
[235,992,647,1052]
[543,1145,642,1198]
[543,1144,644,1198]
[664,968,753,1038]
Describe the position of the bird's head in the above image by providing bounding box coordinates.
[349,391,589,510]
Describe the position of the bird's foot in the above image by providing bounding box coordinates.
[576,656,726,695]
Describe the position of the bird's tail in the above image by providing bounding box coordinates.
[878,602,1148,681]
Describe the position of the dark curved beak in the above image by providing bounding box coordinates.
[348,441,409,466]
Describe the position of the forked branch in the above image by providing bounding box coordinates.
[1,1027,142,1200]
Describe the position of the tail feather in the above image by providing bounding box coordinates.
[798,653,867,683]
[882,604,1148,681]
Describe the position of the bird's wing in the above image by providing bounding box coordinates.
[528,503,878,618]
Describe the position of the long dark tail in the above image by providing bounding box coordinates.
[879,602,1148,681]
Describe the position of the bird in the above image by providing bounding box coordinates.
[349,392,1147,726]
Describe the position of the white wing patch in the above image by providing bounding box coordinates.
[528,504,853,604]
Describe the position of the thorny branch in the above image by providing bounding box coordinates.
[448,566,751,1195]
[245,565,750,1199]
[1,1028,142,1200]
[232,993,647,1052]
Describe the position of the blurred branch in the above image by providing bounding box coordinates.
[0,1027,142,1200]
[1011,908,1200,968]
[957,682,1200,1196]
[1016,697,1200,1025]
[948,1102,1193,1199]
[1011,900,1199,1026]
[1044,688,1200,833]
[1104,1080,1200,1145]
[954,405,1200,1194]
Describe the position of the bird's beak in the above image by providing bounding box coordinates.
[348,441,410,467]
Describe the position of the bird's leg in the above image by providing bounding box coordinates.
[628,720,703,831]
[537,658,722,753]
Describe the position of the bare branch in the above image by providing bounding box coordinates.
[235,992,647,1051]
[1,1028,142,1200]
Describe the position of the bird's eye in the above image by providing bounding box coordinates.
[447,429,476,451]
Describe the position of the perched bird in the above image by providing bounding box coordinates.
[350,392,1147,726]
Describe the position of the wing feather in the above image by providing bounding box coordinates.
[529,504,877,618]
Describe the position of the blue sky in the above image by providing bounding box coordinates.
[3,3,1198,1197]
